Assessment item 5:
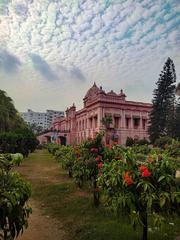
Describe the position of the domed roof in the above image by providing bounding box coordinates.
[107,90,117,96]
[84,82,100,99]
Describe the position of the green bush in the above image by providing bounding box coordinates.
[155,136,173,149]
[0,155,31,239]
[10,153,24,166]
[137,138,149,145]
[0,128,38,157]
[126,137,135,147]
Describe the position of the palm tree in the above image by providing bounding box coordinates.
[101,115,113,129]
[101,115,113,144]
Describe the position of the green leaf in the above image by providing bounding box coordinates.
[147,197,152,210]
[158,176,165,182]
[160,196,166,208]
[144,183,148,191]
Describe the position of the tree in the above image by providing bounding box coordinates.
[101,115,113,144]
[176,82,180,95]
[149,58,176,143]
[101,115,113,129]
[99,147,180,240]
[0,90,25,132]
[173,97,180,139]
[28,123,43,135]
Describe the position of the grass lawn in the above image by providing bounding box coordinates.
[19,150,180,240]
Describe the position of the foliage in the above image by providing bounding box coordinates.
[101,115,113,129]
[10,153,24,166]
[126,137,135,147]
[163,140,180,162]
[47,143,60,155]
[154,136,173,149]
[173,97,180,140]
[98,150,180,240]
[137,139,149,146]
[101,115,113,144]
[47,137,180,239]
[176,82,180,95]
[49,133,105,207]
[149,58,176,143]
[32,150,180,240]
[0,128,38,157]
[28,123,43,135]
[0,90,26,133]
[0,155,31,240]
[55,145,76,177]
[0,89,38,157]
[126,138,149,147]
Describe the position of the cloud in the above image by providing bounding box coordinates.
[0,0,10,15]
[29,53,59,81]
[0,49,21,73]
[14,3,28,17]
[0,0,179,111]
[70,66,86,82]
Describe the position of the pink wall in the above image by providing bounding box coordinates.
[47,83,152,145]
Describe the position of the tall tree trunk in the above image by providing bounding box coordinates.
[141,211,148,240]
[93,177,100,207]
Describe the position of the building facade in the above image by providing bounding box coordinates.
[21,109,64,129]
[38,83,152,145]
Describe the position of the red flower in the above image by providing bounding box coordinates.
[139,165,147,172]
[90,147,98,153]
[124,171,134,186]
[125,177,134,186]
[98,162,103,169]
[139,165,151,177]
[95,156,102,162]
[90,148,94,152]
[141,169,151,177]
[124,171,130,179]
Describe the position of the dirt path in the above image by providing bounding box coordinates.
[16,150,68,240]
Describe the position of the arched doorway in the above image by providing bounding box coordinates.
[60,136,66,146]
[45,136,51,143]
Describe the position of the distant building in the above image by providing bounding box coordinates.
[21,109,64,129]
[37,83,152,145]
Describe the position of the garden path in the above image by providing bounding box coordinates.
[16,150,68,240]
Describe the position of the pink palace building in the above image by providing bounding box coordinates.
[38,83,152,145]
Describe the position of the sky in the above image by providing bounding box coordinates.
[0,0,179,112]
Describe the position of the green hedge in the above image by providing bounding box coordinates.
[0,129,38,157]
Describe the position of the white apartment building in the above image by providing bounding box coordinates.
[21,109,64,129]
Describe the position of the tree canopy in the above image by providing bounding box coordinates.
[0,90,25,132]
[148,58,177,142]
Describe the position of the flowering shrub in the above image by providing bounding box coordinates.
[47,137,180,239]
[98,151,180,240]
[54,145,75,177]
[79,133,104,207]
[124,171,134,186]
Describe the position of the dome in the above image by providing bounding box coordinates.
[84,82,100,99]
[107,90,117,96]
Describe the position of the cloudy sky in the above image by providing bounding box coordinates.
[0,0,179,112]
